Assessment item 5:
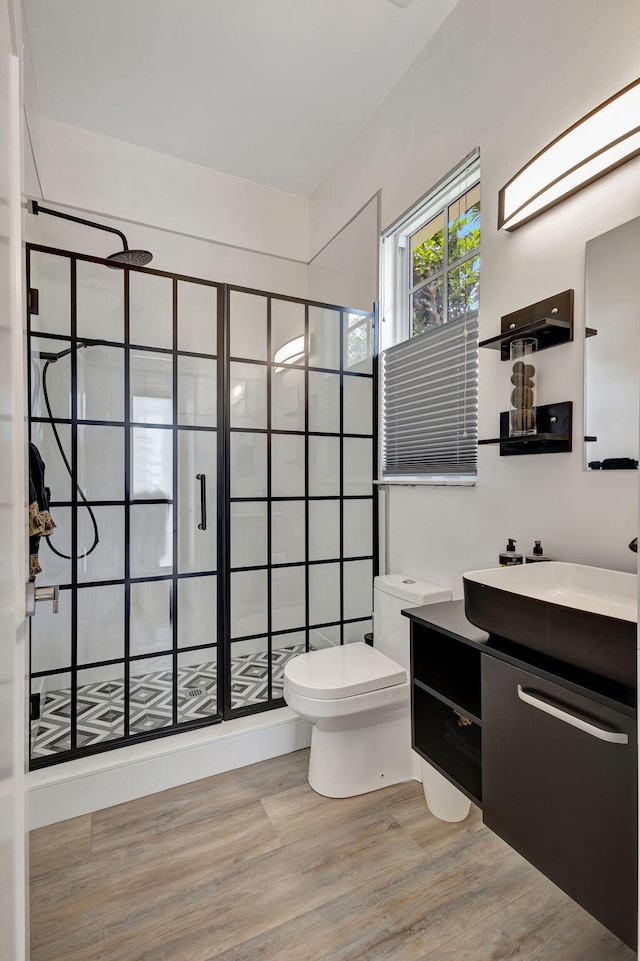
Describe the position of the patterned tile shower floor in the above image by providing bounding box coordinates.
[31,644,306,759]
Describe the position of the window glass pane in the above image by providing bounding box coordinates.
[411,277,444,337]
[411,211,444,286]
[447,255,480,322]
[448,184,481,263]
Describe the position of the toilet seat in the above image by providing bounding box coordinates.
[284,641,406,699]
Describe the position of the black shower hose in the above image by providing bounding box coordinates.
[41,358,100,559]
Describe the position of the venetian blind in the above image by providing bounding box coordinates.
[381,312,479,480]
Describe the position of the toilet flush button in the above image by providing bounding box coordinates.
[402,579,415,584]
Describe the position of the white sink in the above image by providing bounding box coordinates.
[463,562,638,687]
[464,562,637,622]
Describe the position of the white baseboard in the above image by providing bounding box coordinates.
[29,708,311,830]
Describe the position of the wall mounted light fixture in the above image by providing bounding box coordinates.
[498,77,640,231]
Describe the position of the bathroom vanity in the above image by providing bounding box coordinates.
[404,600,638,950]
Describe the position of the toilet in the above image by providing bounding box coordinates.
[284,574,471,818]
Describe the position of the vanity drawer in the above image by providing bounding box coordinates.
[482,656,637,949]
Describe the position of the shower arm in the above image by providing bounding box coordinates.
[27,200,131,251]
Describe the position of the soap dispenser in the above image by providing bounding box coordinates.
[526,540,550,563]
[499,538,523,567]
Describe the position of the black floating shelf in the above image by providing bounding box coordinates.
[479,401,572,456]
[479,317,571,355]
[480,289,574,359]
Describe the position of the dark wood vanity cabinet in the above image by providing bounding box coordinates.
[482,657,637,950]
[406,601,638,951]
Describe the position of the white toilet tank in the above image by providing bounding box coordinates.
[373,574,451,671]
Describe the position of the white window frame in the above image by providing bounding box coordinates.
[380,150,480,485]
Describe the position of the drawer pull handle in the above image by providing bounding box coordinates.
[517,685,628,744]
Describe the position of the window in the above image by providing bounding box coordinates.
[381,152,480,483]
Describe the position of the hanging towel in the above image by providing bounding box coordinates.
[29,442,56,580]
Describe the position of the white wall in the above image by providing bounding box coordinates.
[0,0,27,956]
[310,0,640,593]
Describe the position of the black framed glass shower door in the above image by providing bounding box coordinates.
[28,245,223,765]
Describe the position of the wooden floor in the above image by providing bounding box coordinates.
[30,749,635,961]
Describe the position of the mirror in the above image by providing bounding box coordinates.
[584,216,640,470]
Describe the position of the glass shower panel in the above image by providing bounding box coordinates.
[77,346,125,422]
[76,506,125,584]
[230,570,268,639]
[36,507,71,587]
[130,579,172,656]
[177,430,216,574]
[309,435,340,495]
[177,280,217,355]
[230,362,267,429]
[77,584,125,664]
[30,587,72,674]
[76,665,125,747]
[309,563,341,626]
[308,371,340,433]
[271,299,305,365]
[308,500,340,560]
[271,366,304,431]
[309,306,340,370]
[129,654,173,734]
[178,356,217,428]
[77,425,124,500]
[31,422,71,502]
[343,559,373,621]
[178,649,217,722]
[343,375,373,435]
[230,637,269,709]
[271,501,305,564]
[29,252,71,336]
[131,427,173,500]
[230,432,267,498]
[177,575,216,649]
[77,260,125,342]
[271,434,305,496]
[130,503,173,578]
[343,499,373,558]
[343,438,373,495]
[130,271,173,349]
[231,502,268,569]
[271,566,306,633]
[30,337,72,419]
[130,351,173,424]
[230,291,267,360]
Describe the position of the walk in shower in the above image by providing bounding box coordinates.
[27,244,376,767]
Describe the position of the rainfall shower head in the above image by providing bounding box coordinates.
[106,248,153,267]
[27,201,153,267]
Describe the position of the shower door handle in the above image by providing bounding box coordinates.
[196,473,207,531]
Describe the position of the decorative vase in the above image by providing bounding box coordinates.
[509,338,537,437]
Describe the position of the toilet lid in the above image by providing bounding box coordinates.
[284,642,406,700]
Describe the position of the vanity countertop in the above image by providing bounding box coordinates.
[403,599,636,715]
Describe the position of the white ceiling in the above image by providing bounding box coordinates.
[23,0,459,197]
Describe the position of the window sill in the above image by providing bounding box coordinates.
[376,478,477,487]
